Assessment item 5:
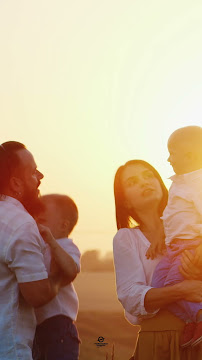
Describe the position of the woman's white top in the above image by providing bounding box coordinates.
[113,228,162,324]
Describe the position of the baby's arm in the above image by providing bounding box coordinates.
[146,240,165,259]
[38,224,78,286]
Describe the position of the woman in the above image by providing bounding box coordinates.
[113,160,202,360]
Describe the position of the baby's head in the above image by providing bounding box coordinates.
[36,194,78,239]
[167,126,202,175]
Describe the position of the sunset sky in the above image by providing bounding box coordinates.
[0,1,202,254]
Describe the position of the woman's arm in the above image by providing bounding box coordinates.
[144,280,202,313]
[113,228,160,318]
[113,228,202,319]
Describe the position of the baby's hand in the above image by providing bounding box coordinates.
[193,243,202,267]
[37,223,54,245]
[146,241,166,260]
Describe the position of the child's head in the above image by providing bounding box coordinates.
[36,194,78,239]
[167,126,202,175]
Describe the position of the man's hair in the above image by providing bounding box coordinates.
[42,194,78,235]
[0,141,26,193]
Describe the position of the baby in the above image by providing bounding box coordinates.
[32,194,81,360]
[151,126,202,348]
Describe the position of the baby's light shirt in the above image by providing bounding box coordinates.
[35,237,81,325]
[162,168,202,245]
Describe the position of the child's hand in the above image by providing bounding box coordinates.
[146,240,166,260]
[37,223,54,245]
[193,244,202,267]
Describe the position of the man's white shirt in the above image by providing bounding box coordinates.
[0,196,48,360]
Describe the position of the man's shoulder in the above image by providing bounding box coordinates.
[0,198,36,231]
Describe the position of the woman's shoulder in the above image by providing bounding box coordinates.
[114,227,141,237]
[113,227,142,247]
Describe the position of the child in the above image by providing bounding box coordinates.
[33,194,81,360]
[151,126,202,348]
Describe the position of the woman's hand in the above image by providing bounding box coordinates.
[179,250,202,280]
[145,278,202,313]
[193,243,202,267]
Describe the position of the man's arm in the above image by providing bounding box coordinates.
[7,222,61,307]
[19,276,59,308]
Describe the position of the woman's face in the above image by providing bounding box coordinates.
[121,163,163,212]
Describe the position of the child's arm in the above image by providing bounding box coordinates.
[38,223,78,286]
[146,240,166,259]
[146,230,166,260]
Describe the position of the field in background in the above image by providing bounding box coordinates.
[74,272,122,312]
[74,272,140,360]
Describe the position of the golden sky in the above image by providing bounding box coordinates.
[0,1,202,253]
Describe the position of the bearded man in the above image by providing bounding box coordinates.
[0,141,60,360]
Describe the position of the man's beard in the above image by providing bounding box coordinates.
[21,186,44,218]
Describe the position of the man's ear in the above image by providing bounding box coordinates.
[9,176,23,193]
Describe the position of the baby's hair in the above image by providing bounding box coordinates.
[169,126,202,155]
[41,194,78,235]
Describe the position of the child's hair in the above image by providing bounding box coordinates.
[42,194,78,235]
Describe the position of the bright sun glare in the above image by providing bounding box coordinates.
[0,1,202,253]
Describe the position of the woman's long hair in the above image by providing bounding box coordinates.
[114,160,168,230]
